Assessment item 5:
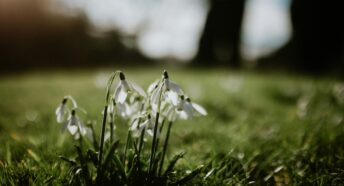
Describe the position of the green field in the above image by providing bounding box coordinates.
[0,68,343,185]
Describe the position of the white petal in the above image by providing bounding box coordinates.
[117,89,128,104]
[121,80,130,92]
[117,103,130,118]
[67,124,78,135]
[183,103,194,117]
[129,102,140,115]
[130,119,139,131]
[178,111,189,120]
[151,86,160,103]
[55,104,65,123]
[132,130,140,138]
[104,131,111,142]
[108,103,114,113]
[167,108,177,122]
[130,81,147,97]
[57,113,64,123]
[169,80,183,94]
[148,81,159,93]
[114,84,122,102]
[192,103,207,116]
[146,129,153,136]
[166,91,179,106]
[147,128,159,137]
[55,104,62,115]
[85,128,93,142]
[74,133,81,140]
[78,120,87,136]
[141,119,150,128]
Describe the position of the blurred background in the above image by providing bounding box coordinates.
[0,0,343,74]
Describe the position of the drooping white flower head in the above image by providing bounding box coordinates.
[163,95,207,121]
[56,96,79,124]
[55,98,68,123]
[175,95,194,120]
[67,110,87,139]
[129,114,157,138]
[150,70,184,113]
[163,70,183,94]
[110,96,143,120]
[114,72,146,104]
[186,97,207,116]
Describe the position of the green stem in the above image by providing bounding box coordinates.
[138,127,146,160]
[123,130,131,166]
[110,113,114,144]
[149,112,160,175]
[149,82,164,176]
[97,105,108,177]
[155,118,166,150]
[158,121,173,176]
[96,71,118,182]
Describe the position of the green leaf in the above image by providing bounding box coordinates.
[86,149,98,166]
[88,123,99,150]
[152,151,162,176]
[102,140,119,169]
[113,154,127,181]
[171,165,204,186]
[59,155,77,166]
[163,151,185,177]
[126,154,138,179]
[75,145,92,186]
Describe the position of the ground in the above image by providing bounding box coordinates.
[0,68,343,185]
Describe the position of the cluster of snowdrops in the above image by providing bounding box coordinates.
[54,70,207,185]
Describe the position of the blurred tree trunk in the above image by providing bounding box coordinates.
[195,0,246,67]
[259,0,344,74]
[290,0,344,73]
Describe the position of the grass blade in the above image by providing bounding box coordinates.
[59,155,77,166]
[163,151,185,177]
[113,154,127,181]
[75,145,92,186]
[171,165,204,186]
[102,140,120,168]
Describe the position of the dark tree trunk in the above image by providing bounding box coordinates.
[195,0,246,67]
[291,0,344,73]
[258,0,344,74]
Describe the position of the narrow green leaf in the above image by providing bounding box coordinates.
[113,154,127,181]
[88,122,99,150]
[163,151,185,177]
[75,145,92,186]
[126,154,138,179]
[171,165,204,186]
[152,151,162,176]
[59,155,77,166]
[102,140,120,169]
[86,149,98,166]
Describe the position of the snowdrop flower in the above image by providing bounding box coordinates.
[129,114,156,138]
[186,97,207,116]
[175,95,194,120]
[163,70,183,94]
[56,96,79,123]
[106,96,144,120]
[116,102,131,119]
[150,70,183,113]
[67,110,87,139]
[114,72,146,104]
[56,98,67,123]
[147,80,159,94]
[164,95,207,121]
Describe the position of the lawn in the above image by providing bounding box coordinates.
[0,68,343,185]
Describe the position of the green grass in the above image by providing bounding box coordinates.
[0,68,343,185]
